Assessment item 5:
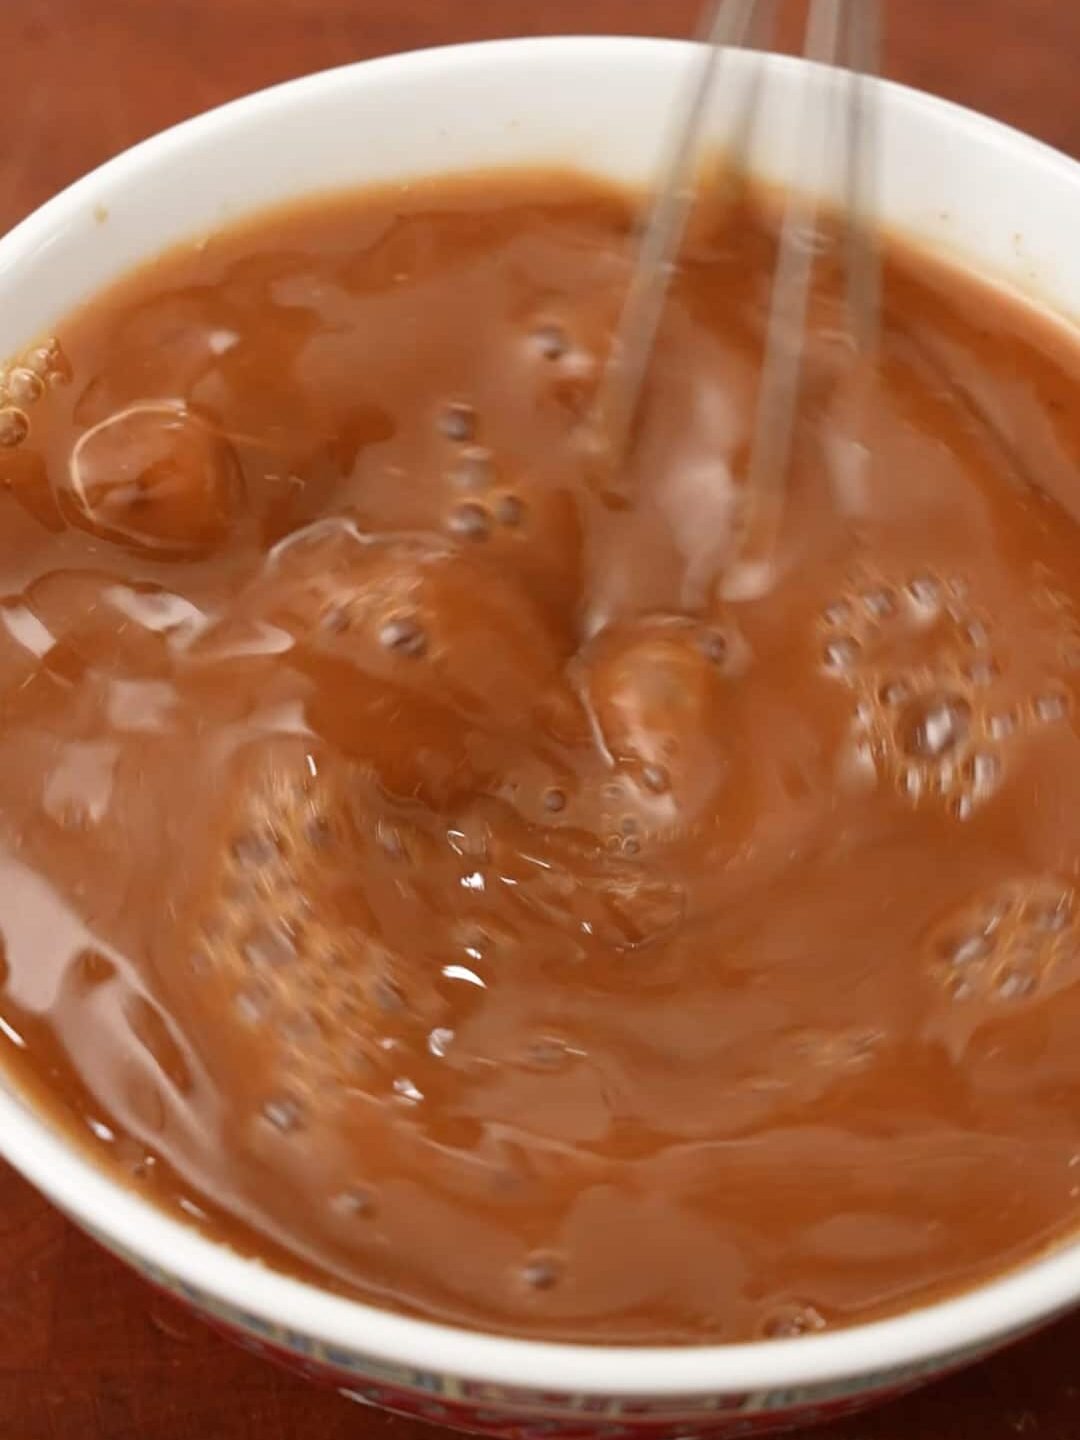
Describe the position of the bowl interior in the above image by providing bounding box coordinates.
[2,34,1080,1399]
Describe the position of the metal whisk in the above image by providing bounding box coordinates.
[596,0,882,594]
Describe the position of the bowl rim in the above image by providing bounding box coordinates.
[3,32,1080,1399]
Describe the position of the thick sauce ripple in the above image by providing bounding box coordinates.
[3,174,1080,1342]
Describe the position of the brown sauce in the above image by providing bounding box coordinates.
[3,170,1080,1344]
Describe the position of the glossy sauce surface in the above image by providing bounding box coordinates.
[3,172,1080,1344]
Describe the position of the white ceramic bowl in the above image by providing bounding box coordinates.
[2,36,1080,1438]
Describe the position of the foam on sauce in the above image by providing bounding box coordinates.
[3,171,1080,1343]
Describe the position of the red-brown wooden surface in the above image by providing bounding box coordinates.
[3,2,1080,1436]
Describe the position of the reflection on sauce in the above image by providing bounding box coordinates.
[2,172,1080,1343]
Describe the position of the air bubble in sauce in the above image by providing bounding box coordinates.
[0,407,29,448]
[64,401,244,555]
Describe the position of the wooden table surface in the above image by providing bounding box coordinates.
[3,1,1080,1436]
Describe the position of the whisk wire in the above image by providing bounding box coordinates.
[736,0,876,591]
[595,0,759,474]
[844,0,883,354]
[597,0,881,594]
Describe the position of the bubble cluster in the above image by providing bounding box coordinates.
[180,744,448,1115]
[0,337,71,447]
[928,876,1079,1005]
[761,1303,827,1339]
[434,419,531,547]
[443,489,530,542]
[820,570,1040,818]
[24,336,72,386]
